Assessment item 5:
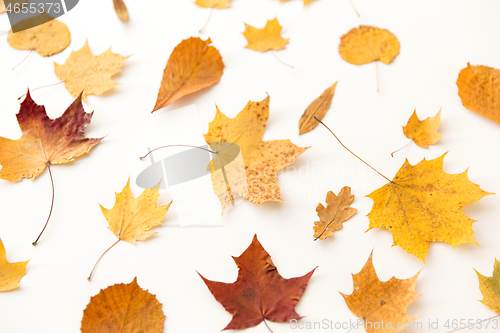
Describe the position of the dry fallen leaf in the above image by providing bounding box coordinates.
[0,91,102,182]
[199,235,316,331]
[203,96,308,214]
[101,178,170,243]
[367,154,492,262]
[457,63,500,124]
[81,277,165,333]
[402,109,442,148]
[113,0,129,22]
[195,0,231,8]
[476,259,500,314]
[341,252,420,333]
[7,13,71,56]
[152,37,224,112]
[339,26,399,65]
[54,40,129,102]
[299,82,337,135]
[0,238,29,292]
[243,18,289,52]
[280,0,316,6]
[313,186,356,240]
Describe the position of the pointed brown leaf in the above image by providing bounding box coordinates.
[299,82,337,135]
[113,0,129,22]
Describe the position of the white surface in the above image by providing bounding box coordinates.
[1,0,500,332]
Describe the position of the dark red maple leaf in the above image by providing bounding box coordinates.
[198,235,316,331]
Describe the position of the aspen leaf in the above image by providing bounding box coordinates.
[457,63,500,124]
[243,18,289,52]
[299,82,337,135]
[203,96,308,214]
[199,235,316,331]
[476,259,500,314]
[339,26,399,65]
[81,277,165,333]
[0,91,102,182]
[152,37,224,112]
[195,0,231,9]
[367,154,492,262]
[341,252,421,333]
[113,0,129,22]
[402,109,442,148]
[100,178,171,244]
[54,40,129,102]
[7,13,70,56]
[0,238,29,292]
[313,186,356,240]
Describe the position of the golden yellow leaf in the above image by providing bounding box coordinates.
[195,0,231,9]
[204,96,308,214]
[243,18,289,52]
[299,82,337,135]
[339,25,399,65]
[81,277,165,333]
[367,154,492,262]
[152,37,224,112]
[54,40,129,102]
[313,186,356,240]
[476,259,500,314]
[7,13,70,56]
[457,63,500,124]
[402,109,442,148]
[341,252,420,333]
[0,238,28,292]
[100,178,170,243]
[113,0,129,22]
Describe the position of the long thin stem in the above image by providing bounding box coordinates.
[446,314,500,333]
[199,8,213,33]
[375,61,379,93]
[33,163,54,245]
[272,51,294,68]
[0,31,8,36]
[12,49,34,71]
[88,239,120,280]
[314,116,392,183]
[262,318,274,333]
[18,81,65,100]
[349,0,360,16]
[390,140,412,157]
[140,144,216,160]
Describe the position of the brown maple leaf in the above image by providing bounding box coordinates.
[243,18,289,52]
[299,82,337,135]
[199,235,316,331]
[341,252,421,333]
[313,186,357,240]
[81,277,165,333]
[152,37,224,112]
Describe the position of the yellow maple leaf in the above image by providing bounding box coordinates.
[367,154,492,262]
[476,259,500,314]
[113,0,129,22]
[54,40,129,101]
[299,82,337,135]
[339,25,399,65]
[0,238,29,292]
[402,109,442,148]
[341,252,421,333]
[313,186,356,240]
[457,63,500,124]
[243,18,289,52]
[195,0,231,9]
[7,13,70,56]
[203,96,308,214]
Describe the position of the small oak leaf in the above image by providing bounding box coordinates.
[0,238,29,292]
[402,109,442,148]
[476,259,500,314]
[243,18,289,52]
[299,82,337,135]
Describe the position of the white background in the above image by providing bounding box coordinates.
[1,0,500,332]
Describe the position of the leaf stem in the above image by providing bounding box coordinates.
[33,163,54,245]
[349,0,360,16]
[139,144,216,160]
[87,239,120,281]
[18,81,65,100]
[263,318,274,333]
[199,8,213,33]
[375,61,379,93]
[314,116,392,183]
[390,140,412,157]
[12,49,34,71]
[272,51,294,68]
[445,314,500,333]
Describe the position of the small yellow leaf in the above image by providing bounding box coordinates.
[113,0,129,22]
[476,259,500,314]
[7,13,70,57]
[313,186,356,240]
[243,18,289,52]
[100,178,171,244]
[299,82,337,135]
[280,0,316,6]
[339,26,399,65]
[0,238,29,292]
[402,109,442,148]
[54,40,129,101]
[195,0,231,9]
